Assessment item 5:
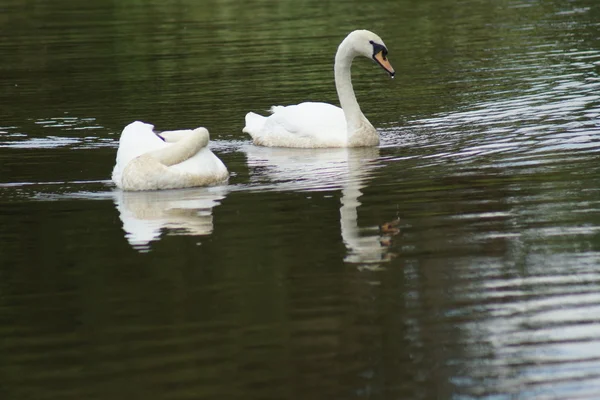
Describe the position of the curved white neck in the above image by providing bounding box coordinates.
[149,128,208,166]
[334,40,365,133]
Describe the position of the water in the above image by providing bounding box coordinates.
[1,0,600,398]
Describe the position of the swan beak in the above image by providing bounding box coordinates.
[374,51,395,78]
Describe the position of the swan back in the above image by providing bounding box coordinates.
[244,103,348,148]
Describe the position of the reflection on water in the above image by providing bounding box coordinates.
[341,185,400,268]
[113,186,229,251]
[244,145,400,267]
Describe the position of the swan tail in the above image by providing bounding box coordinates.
[269,105,285,114]
[243,112,266,136]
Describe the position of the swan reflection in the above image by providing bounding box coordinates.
[113,185,228,251]
[243,145,399,267]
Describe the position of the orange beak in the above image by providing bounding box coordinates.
[374,51,395,78]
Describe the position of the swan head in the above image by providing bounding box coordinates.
[342,30,395,78]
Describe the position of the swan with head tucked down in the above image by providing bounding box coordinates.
[243,30,395,148]
[112,121,229,191]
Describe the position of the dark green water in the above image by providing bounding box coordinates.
[2,0,600,399]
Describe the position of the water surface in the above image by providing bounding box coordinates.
[1,0,600,399]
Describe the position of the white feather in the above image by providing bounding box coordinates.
[112,121,229,191]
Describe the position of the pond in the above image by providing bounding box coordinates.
[1,0,600,398]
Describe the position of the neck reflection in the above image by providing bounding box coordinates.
[244,145,399,268]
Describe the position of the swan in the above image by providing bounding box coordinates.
[112,121,229,191]
[243,29,395,148]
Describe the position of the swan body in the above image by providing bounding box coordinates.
[112,121,229,191]
[243,29,395,148]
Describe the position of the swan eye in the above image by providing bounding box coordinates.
[371,42,386,58]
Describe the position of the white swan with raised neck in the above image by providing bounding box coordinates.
[243,29,395,148]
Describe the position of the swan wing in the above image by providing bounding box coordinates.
[171,147,228,179]
[120,148,228,191]
[112,121,166,185]
[244,102,348,148]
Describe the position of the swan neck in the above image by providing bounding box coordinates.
[335,42,364,130]
[149,129,208,166]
